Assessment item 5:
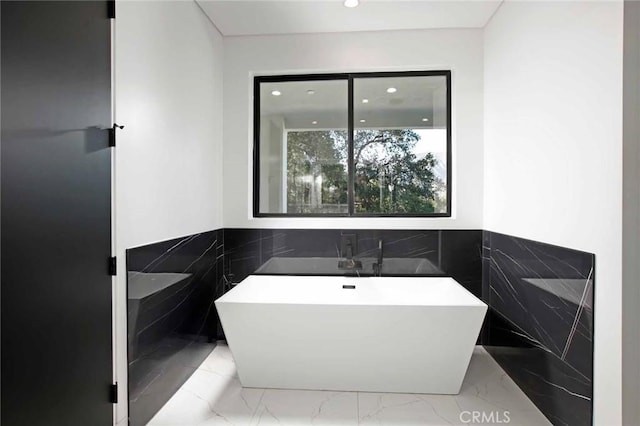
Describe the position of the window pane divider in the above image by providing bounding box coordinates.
[347,75,355,216]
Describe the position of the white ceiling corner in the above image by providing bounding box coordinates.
[196,0,503,37]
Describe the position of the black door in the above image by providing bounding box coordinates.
[1,2,114,425]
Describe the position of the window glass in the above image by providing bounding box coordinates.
[353,75,448,214]
[258,79,348,214]
[255,72,450,217]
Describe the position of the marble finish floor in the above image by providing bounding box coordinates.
[148,344,550,426]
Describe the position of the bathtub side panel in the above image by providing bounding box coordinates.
[216,301,486,394]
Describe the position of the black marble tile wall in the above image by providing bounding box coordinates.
[223,228,482,298]
[124,227,594,426]
[126,230,223,426]
[483,231,594,426]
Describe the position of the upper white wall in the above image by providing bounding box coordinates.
[116,1,224,246]
[223,29,484,229]
[483,1,624,424]
[114,1,223,423]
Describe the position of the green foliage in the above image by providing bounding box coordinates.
[354,129,440,214]
[286,128,444,214]
[287,130,347,213]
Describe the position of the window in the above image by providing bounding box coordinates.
[254,71,451,217]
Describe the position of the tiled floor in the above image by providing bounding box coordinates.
[148,344,550,426]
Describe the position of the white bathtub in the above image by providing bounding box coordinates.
[215,275,487,394]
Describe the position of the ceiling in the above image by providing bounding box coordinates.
[197,1,503,37]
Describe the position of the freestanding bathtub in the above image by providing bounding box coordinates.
[215,275,487,394]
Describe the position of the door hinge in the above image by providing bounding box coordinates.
[109,256,117,276]
[109,123,124,147]
[110,382,118,404]
[108,0,115,19]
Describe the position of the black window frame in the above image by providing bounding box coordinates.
[253,70,452,218]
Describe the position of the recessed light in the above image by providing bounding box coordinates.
[386,87,397,94]
[359,119,366,123]
[362,99,369,103]
[307,90,315,95]
[271,90,281,96]
[422,118,429,122]
[344,0,359,8]
[312,121,318,125]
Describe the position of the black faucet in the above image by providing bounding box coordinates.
[372,239,383,276]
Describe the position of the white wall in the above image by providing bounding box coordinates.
[622,1,640,424]
[483,1,624,424]
[223,29,484,229]
[114,1,223,423]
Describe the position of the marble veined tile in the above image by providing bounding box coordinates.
[147,367,264,426]
[251,389,358,426]
[485,231,594,425]
[198,344,238,379]
[150,344,548,426]
[358,393,462,425]
[455,348,550,425]
[128,230,223,426]
[358,348,550,426]
[457,347,544,414]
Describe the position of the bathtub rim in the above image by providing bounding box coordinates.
[215,275,487,308]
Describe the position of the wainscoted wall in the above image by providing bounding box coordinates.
[483,231,594,426]
[123,227,594,426]
[223,228,483,299]
[126,230,224,426]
